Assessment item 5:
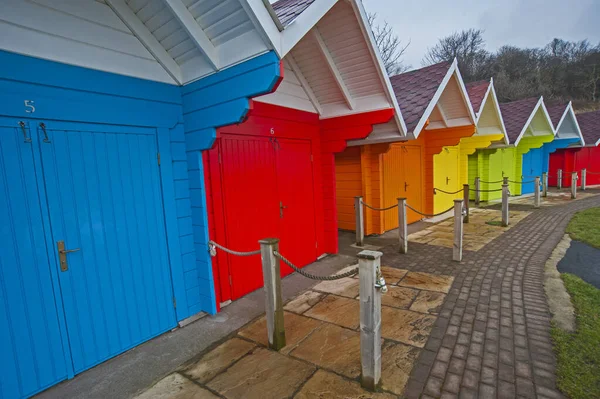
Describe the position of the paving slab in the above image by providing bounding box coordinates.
[398,272,454,293]
[207,348,315,399]
[283,291,325,314]
[409,290,446,315]
[182,338,255,384]
[294,370,396,399]
[304,295,359,329]
[381,307,437,347]
[134,373,218,399]
[237,311,322,354]
[380,341,421,395]
[312,277,359,298]
[289,323,362,379]
[380,285,419,309]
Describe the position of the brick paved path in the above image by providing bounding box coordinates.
[378,193,600,399]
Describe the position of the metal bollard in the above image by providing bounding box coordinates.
[355,196,364,246]
[398,198,408,254]
[571,172,577,199]
[502,184,509,227]
[453,199,464,262]
[463,184,470,223]
[357,250,384,391]
[557,169,563,190]
[259,238,286,351]
[582,169,587,191]
[474,177,481,205]
[542,172,548,197]
[534,177,541,208]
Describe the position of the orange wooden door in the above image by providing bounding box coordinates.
[403,146,423,224]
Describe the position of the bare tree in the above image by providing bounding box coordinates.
[368,13,410,75]
[423,29,492,81]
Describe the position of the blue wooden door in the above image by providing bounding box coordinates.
[522,149,543,194]
[0,119,68,398]
[37,121,176,374]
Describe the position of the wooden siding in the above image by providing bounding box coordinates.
[0,0,177,84]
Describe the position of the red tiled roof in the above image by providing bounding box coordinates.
[545,103,568,129]
[390,61,452,133]
[577,109,600,145]
[272,0,316,27]
[465,80,490,115]
[499,97,540,144]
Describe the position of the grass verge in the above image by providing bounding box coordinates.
[566,207,600,248]
[551,273,600,399]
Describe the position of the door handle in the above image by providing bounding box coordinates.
[404,182,408,192]
[446,177,451,185]
[57,240,80,272]
[279,201,287,218]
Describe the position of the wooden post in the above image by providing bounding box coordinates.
[357,250,383,391]
[502,184,509,227]
[398,197,408,254]
[557,169,563,190]
[355,196,364,247]
[463,184,469,223]
[581,169,587,191]
[474,177,481,205]
[542,172,548,197]
[571,172,577,199]
[534,177,541,208]
[453,199,463,262]
[259,238,286,351]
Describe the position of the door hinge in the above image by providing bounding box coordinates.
[229,275,233,286]
[157,153,161,166]
[173,297,177,308]
[310,154,313,162]
[316,241,318,249]
[218,152,222,164]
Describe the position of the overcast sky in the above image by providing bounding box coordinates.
[361,0,600,70]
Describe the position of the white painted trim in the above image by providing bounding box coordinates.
[286,54,323,114]
[312,28,355,110]
[240,0,282,56]
[453,61,477,124]
[261,0,284,31]
[487,78,510,144]
[348,0,407,136]
[513,97,555,146]
[436,103,449,127]
[161,0,219,71]
[473,81,491,124]
[412,59,457,138]
[280,0,338,56]
[557,102,585,146]
[106,0,182,84]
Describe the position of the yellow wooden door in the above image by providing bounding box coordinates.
[434,146,460,213]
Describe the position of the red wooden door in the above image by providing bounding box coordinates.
[219,135,279,300]
[275,138,317,276]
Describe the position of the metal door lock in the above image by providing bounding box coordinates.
[375,267,388,294]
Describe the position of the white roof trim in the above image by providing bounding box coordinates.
[513,97,555,146]
[287,54,323,114]
[412,58,475,138]
[556,102,585,146]
[106,0,182,84]
[162,0,220,71]
[349,0,407,136]
[312,28,355,110]
[241,0,283,56]
[476,78,509,145]
[280,0,338,56]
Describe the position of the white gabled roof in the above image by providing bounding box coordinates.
[548,102,585,146]
[467,78,509,144]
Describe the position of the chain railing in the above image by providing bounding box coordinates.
[433,187,464,195]
[362,201,398,211]
[479,179,504,184]
[405,203,456,218]
[208,240,261,257]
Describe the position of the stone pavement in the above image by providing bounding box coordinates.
[134,267,455,399]
[389,192,600,398]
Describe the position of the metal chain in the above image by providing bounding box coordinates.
[362,201,398,211]
[405,203,456,218]
[208,240,261,257]
[433,187,464,195]
[478,179,503,184]
[274,251,358,281]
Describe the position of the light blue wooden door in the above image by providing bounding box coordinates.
[0,119,68,398]
[522,149,543,194]
[38,121,176,373]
